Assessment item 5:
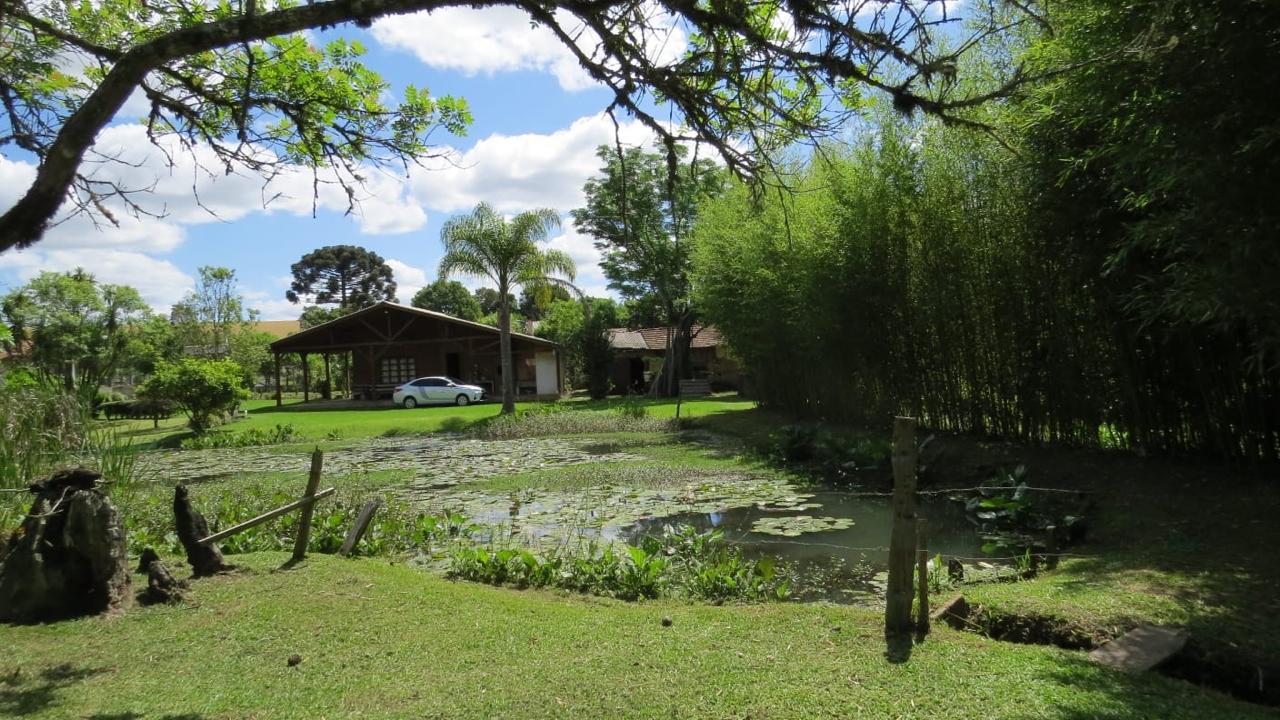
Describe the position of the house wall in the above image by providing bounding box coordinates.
[607,346,740,395]
[352,342,544,398]
[535,351,559,399]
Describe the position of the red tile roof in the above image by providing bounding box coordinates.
[608,325,722,351]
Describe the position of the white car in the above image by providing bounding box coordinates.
[393,377,485,408]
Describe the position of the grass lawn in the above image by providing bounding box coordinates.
[7,395,1278,717]
[3,552,1273,720]
[106,394,757,448]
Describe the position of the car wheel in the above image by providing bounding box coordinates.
[403,397,417,409]
[455,394,470,406]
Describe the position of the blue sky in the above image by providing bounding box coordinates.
[0,8,685,318]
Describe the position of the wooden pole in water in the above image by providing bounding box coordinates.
[916,518,930,636]
[292,448,324,561]
[885,416,919,638]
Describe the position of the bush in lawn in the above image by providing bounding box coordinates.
[140,358,249,433]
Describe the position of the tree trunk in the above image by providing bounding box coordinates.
[0,468,132,623]
[499,283,516,414]
[173,485,234,577]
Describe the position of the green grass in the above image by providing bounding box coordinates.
[11,395,1280,716]
[101,394,761,449]
[964,466,1280,670]
[2,552,1272,720]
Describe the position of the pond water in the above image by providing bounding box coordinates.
[142,434,1004,604]
[624,492,992,603]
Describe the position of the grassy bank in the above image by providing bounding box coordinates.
[106,394,757,448]
[3,552,1272,720]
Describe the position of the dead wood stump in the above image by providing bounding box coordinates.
[0,468,132,623]
[135,547,161,574]
[139,555,189,606]
[173,485,233,577]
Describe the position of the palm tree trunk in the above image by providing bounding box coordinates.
[499,282,516,415]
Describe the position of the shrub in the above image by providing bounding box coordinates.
[448,525,787,602]
[474,405,675,440]
[178,423,300,450]
[139,358,249,433]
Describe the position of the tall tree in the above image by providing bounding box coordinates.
[473,288,515,317]
[571,143,726,395]
[171,266,254,354]
[411,279,483,321]
[439,202,574,414]
[2,269,150,397]
[0,0,1042,253]
[286,245,396,310]
[518,285,573,321]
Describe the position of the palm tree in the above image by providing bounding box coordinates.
[439,202,575,414]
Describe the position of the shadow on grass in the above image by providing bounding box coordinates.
[1014,652,1275,719]
[0,663,107,716]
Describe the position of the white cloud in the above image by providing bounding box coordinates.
[0,248,195,311]
[371,5,686,93]
[242,288,304,321]
[386,258,430,303]
[410,113,658,215]
[547,219,612,299]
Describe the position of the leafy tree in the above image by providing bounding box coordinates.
[439,202,574,414]
[286,245,396,310]
[571,143,726,395]
[126,315,184,376]
[0,1,1041,253]
[170,266,255,354]
[518,285,573,321]
[139,357,248,432]
[299,305,349,329]
[227,329,276,388]
[472,288,514,317]
[2,270,150,398]
[1024,0,1280,371]
[537,297,620,396]
[411,279,482,321]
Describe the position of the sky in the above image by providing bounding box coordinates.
[0,8,690,319]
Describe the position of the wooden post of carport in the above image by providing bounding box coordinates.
[274,352,282,407]
[323,353,332,400]
[301,352,310,403]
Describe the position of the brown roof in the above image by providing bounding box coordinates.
[251,320,301,338]
[608,325,723,351]
[270,301,558,353]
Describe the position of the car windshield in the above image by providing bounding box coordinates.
[443,377,461,385]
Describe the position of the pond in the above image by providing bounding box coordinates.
[624,492,992,603]
[141,433,1006,604]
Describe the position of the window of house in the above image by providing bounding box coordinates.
[380,357,415,384]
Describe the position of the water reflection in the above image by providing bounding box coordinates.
[624,493,993,603]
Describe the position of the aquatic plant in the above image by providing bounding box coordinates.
[750,515,855,537]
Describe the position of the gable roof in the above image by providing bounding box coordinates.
[269,301,558,353]
[608,325,723,352]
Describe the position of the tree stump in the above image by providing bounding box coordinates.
[173,485,233,577]
[135,547,161,575]
[139,556,189,606]
[0,468,132,623]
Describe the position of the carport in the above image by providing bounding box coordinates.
[268,301,561,405]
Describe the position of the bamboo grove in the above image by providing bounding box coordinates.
[690,0,1280,462]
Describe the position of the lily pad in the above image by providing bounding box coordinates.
[751,515,855,537]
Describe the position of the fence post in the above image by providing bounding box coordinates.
[292,448,324,561]
[885,416,918,638]
[916,518,930,636]
[338,497,384,557]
